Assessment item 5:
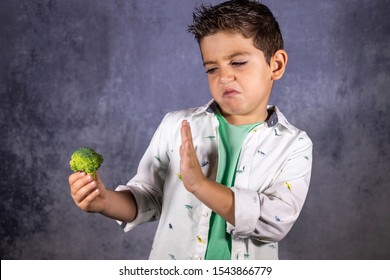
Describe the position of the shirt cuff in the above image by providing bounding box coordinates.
[114,185,156,232]
[227,187,260,238]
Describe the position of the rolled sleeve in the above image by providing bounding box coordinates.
[115,113,171,232]
[228,133,313,242]
[115,184,161,232]
[227,188,260,238]
[256,136,312,242]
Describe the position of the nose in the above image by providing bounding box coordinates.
[219,67,235,85]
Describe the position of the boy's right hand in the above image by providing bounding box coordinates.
[68,171,107,213]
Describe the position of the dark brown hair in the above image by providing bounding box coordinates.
[187,0,284,64]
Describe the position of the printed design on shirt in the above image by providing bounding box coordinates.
[236,165,246,174]
[154,156,162,163]
[205,135,216,141]
[257,150,267,156]
[176,173,183,181]
[275,215,283,222]
[197,235,206,244]
[274,128,281,136]
[201,160,209,167]
[169,254,176,260]
[285,181,292,191]
[169,223,173,229]
[184,204,193,210]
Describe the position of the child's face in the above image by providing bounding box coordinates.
[200,31,274,125]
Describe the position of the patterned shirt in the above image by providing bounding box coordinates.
[116,99,313,260]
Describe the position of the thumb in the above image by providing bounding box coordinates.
[95,171,101,181]
[94,171,105,189]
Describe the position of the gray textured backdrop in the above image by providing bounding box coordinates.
[1,0,389,260]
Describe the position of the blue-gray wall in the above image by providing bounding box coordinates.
[1,0,389,260]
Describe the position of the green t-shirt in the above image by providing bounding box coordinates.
[205,111,262,260]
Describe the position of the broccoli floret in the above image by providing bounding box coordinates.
[70,147,104,177]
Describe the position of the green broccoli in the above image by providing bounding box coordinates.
[70,147,104,177]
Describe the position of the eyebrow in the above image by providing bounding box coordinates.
[203,51,250,67]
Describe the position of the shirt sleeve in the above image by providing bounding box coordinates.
[115,113,171,232]
[227,132,313,242]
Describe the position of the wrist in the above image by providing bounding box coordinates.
[191,177,210,196]
[97,189,111,215]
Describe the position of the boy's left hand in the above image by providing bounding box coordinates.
[180,120,208,193]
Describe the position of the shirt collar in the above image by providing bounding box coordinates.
[190,99,294,133]
[266,105,295,134]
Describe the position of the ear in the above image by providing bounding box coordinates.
[270,50,288,81]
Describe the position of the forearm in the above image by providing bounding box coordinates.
[193,178,235,225]
[100,189,137,223]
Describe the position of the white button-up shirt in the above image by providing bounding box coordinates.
[116,100,313,260]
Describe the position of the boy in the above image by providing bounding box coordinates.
[69,0,312,260]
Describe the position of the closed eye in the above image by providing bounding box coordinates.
[205,67,218,75]
[230,61,247,67]
[205,61,247,74]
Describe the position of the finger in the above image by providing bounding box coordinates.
[70,173,94,197]
[79,188,100,211]
[181,120,194,149]
[74,180,98,204]
[95,171,102,184]
[185,140,198,167]
[180,120,189,144]
[94,171,106,192]
[180,141,190,167]
[68,172,85,186]
[184,120,193,140]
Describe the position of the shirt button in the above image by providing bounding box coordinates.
[194,255,202,260]
[203,212,209,217]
